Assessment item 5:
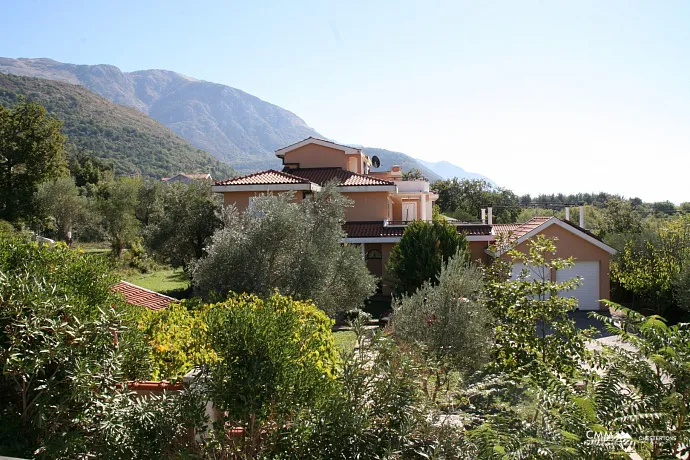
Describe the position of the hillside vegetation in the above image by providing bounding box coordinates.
[0,73,234,179]
[0,58,456,178]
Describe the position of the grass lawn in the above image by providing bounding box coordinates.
[122,268,191,299]
[333,330,358,355]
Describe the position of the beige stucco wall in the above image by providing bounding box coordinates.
[342,192,390,221]
[504,224,611,307]
[222,190,303,211]
[282,144,366,172]
[468,241,490,265]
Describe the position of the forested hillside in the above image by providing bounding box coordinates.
[0,73,234,179]
[0,58,468,178]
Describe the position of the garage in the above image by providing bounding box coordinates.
[556,261,600,310]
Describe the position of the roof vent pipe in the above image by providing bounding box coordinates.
[487,207,493,226]
[481,208,486,224]
[565,207,570,221]
[579,205,585,228]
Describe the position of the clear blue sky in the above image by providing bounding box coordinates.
[2,0,689,202]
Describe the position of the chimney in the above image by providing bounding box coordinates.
[565,207,570,221]
[487,207,493,225]
[390,165,403,179]
[579,205,585,228]
[481,208,486,224]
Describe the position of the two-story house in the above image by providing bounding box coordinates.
[212,137,446,293]
[213,137,616,309]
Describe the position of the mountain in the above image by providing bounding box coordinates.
[363,147,441,182]
[0,58,454,179]
[416,158,495,185]
[0,57,320,172]
[0,73,235,179]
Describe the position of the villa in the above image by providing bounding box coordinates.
[212,137,616,310]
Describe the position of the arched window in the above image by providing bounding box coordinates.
[366,249,382,260]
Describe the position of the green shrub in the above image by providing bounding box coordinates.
[203,292,339,457]
[343,308,372,324]
[0,220,14,236]
[387,219,468,296]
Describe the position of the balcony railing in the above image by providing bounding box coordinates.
[394,180,430,192]
[384,219,487,227]
[384,219,434,226]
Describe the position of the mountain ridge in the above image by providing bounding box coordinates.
[0,57,320,171]
[0,57,488,182]
[416,158,495,184]
[0,73,235,179]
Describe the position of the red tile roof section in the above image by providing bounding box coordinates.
[344,222,492,238]
[112,281,177,311]
[288,168,395,186]
[215,170,312,186]
[181,173,212,180]
[493,217,552,239]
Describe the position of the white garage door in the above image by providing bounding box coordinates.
[556,261,600,310]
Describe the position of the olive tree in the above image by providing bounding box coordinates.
[393,249,493,401]
[192,185,376,315]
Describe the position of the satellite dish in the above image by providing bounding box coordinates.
[371,155,381,168]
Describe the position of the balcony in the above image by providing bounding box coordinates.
[394,180,430,193]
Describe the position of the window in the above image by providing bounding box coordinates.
[402,202,417,221]
[366,249,382,260]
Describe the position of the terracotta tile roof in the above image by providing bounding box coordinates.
[493,217,552,239]
[112,281,177,311]
[345,222,407,238]
[215,170,312,186]
[490,223,522,234]
[344,221,493,238]
[288,168,395,187]
[456,224,494,236]
[181,173,212,180]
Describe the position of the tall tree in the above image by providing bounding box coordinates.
[0,99,67,222]
[432,178,520,223]
[68,147,114,187]
[386,219,468,295]
[144,181,222,270]
[97,178,141,257]
[35,177,88,241]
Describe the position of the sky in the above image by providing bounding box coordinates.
[2,0,689,202]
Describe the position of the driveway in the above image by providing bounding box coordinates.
[537,310,616,338]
